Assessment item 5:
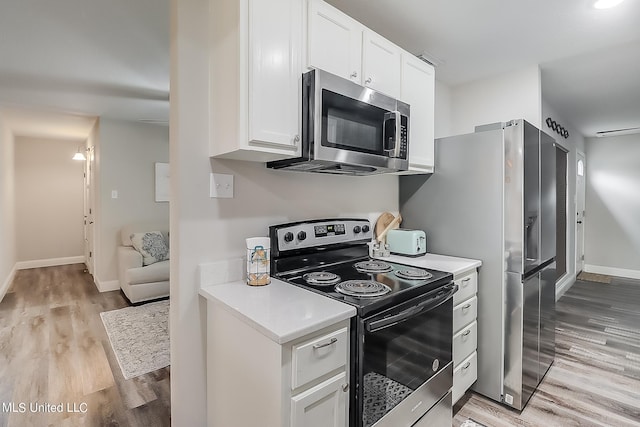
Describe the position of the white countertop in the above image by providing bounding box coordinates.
[377,253,481,277]
[199,279,356,345]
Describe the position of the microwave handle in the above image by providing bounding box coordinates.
[383,111,402,158]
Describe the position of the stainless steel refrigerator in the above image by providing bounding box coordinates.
[399,119,556,410]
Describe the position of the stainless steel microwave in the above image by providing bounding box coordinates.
[267,69,409,175]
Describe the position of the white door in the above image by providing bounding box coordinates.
[400,53,435,173]
[248,0,302,150]
[362,30,401,98]
[84,146,96,275]
[576,152,586,274]
[307,0,362,83]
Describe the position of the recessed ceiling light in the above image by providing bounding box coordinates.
[593,0,625,9]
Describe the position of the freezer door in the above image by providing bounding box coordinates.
[539,263,556,379]
[523,121,541,274]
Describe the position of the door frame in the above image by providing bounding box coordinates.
[555,142,569,284]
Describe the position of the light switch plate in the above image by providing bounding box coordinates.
[210,173,234,198]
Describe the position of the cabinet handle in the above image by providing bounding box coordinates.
[365,77,372,84]
[313,337,338,350]
[462,277,471,283]
[350,71,358,78]
[462,303,471,311]
[342,383,349,392]
[463,330,471,337]
[462,361,471,370]
[293,135,300,143]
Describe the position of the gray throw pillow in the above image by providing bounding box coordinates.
[130,231,169,266]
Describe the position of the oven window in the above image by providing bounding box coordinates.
[360,295,452,427]
[322,89,385,154]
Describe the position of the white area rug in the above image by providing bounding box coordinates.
[100,300,170,380]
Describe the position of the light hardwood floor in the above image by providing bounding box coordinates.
[0,264,170,427]
[454,276,640,427]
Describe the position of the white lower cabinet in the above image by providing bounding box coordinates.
[206,302,350,427]
[291,372,347,427]
[452,269,479,404]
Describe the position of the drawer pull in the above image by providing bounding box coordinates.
[462,277,471,283]
[462,361,471,370]
[462,303,472,311]
[463,330,471,337]
[313,337,338,350]
[342,383,349,392]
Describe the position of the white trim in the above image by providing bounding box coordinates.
[584,264,640,280]
[555,273,576,301]
[95,278,120,292]
[0,264,17,303]
[15,256,85,270]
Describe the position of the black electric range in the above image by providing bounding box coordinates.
[270,218,456,427]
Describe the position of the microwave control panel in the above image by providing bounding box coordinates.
[399,115,408,159]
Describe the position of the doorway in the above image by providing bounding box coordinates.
[576,152,586,274]
[83,145,96,275]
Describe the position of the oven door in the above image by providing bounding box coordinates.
[358,283,455,427]
[312,69,409,170]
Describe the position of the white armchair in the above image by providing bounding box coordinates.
[117,224,170,304]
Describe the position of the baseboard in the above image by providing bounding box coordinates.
[584,264,640,280]
[556,273,576,301]
[0,264,17,303]
[95,278,121,293]
[15,256,85,270]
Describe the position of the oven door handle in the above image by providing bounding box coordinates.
[365,284,458,333]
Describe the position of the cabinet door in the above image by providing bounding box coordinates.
[400,53,435,173]
[307,0,362,83]
[362,30,401,98]
[291,373,347,427]
[248,0,302,152]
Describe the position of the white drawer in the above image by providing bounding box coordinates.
[453,271,477,305]
[453,296,477,334]
[453,352,477,404]
[453,321,477,366]
[291,327,348,389]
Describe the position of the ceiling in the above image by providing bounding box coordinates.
[0,0,638,139]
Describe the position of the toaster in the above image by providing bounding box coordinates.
[386,229,426,257]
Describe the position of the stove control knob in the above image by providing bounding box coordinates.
[297,231,307,241]
[362,225,370,233]
[353,226,361,234]
[284,232,294,243]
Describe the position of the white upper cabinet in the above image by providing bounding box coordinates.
[307,0,362,84]
[307,0,402,98]
[210,0,302,161]
[362,30,402,98]
[399,53,435,173]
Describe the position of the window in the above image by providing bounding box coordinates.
[577,159,584,177]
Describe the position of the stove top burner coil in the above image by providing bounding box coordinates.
[354,260,392,273]
[394,268,433,280]
[335,280,392,297]
[303,272,341,286]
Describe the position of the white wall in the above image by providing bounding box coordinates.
[584,133,640,278]
[450,66,542,136]
[94,119,169,289]
[0,113,16,301]
[14,137,84,263]
[170,0,399,424]
[541,99,585,297]
[434,79,452,139]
